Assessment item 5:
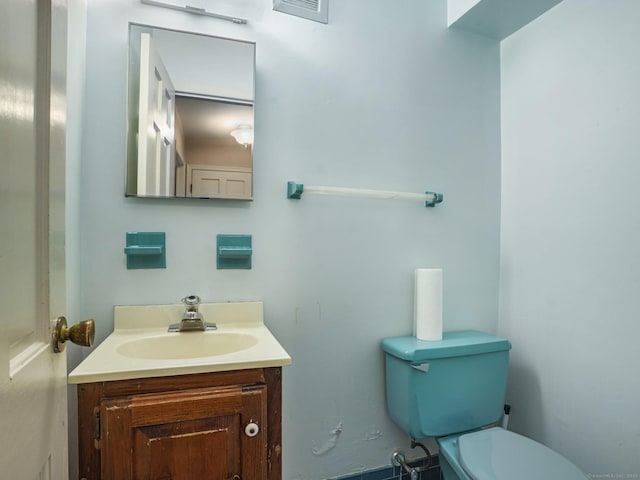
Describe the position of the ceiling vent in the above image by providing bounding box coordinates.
[273,0,328,24]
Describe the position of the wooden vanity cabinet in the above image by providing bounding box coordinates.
[77,368,282,480]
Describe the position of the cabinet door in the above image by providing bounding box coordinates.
[100,385,266,480]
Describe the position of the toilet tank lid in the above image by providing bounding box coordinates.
[381,330,511,362]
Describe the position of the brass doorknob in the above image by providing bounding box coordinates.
[52,316,95,353]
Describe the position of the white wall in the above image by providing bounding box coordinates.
[75,0,501,478]
[500,0,640,475]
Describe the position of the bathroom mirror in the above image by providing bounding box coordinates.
[126,24,255,200]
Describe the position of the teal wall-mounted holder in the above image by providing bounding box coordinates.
[124,232,166,269]
[424,191,444,207]
[217,234,252,269]
[287,181,304,199]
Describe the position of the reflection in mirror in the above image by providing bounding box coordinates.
[126,24,255,200]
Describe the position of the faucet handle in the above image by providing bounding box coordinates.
[182,295,201,309]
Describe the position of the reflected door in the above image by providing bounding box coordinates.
[189,166,252,199]
[0,0,69,477]
[137,32,176,197]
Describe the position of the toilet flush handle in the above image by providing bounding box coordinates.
[411,363,429,373]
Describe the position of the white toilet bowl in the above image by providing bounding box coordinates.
[437,427,587,480]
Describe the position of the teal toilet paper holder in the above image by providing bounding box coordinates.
[124,232,166,269]
[217,234,252,269]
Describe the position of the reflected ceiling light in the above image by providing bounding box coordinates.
[230,125,254,146]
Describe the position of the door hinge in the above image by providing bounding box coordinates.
[190,183,193,194]
[93,407,102,450]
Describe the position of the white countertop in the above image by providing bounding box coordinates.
[68,301,291,384]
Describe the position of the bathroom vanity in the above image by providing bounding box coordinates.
[76,367,281,480]
[69,302,291,480]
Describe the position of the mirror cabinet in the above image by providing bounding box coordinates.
[126,24,255,200]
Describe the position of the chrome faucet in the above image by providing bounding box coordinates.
[168,295,217,332]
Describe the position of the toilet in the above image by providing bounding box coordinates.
[382,330,587,480]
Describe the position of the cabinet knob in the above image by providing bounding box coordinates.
[231,475,240,480]
[245,422,259,437]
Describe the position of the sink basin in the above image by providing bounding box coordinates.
[117,332,259,360]
[68,301,292,384]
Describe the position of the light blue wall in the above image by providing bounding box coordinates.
[74,0,501,478]
[500,0,640,475]
[65,1,86,478]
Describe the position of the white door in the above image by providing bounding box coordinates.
[189,166,253,199]
[137,32,176,197]
[0,0,69,478]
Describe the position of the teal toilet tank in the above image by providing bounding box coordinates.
[382,330,512,438]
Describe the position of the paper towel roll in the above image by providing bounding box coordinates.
[414,268,443,341]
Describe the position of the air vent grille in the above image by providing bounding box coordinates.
[273,0,328,24]
[282,0,319,10]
